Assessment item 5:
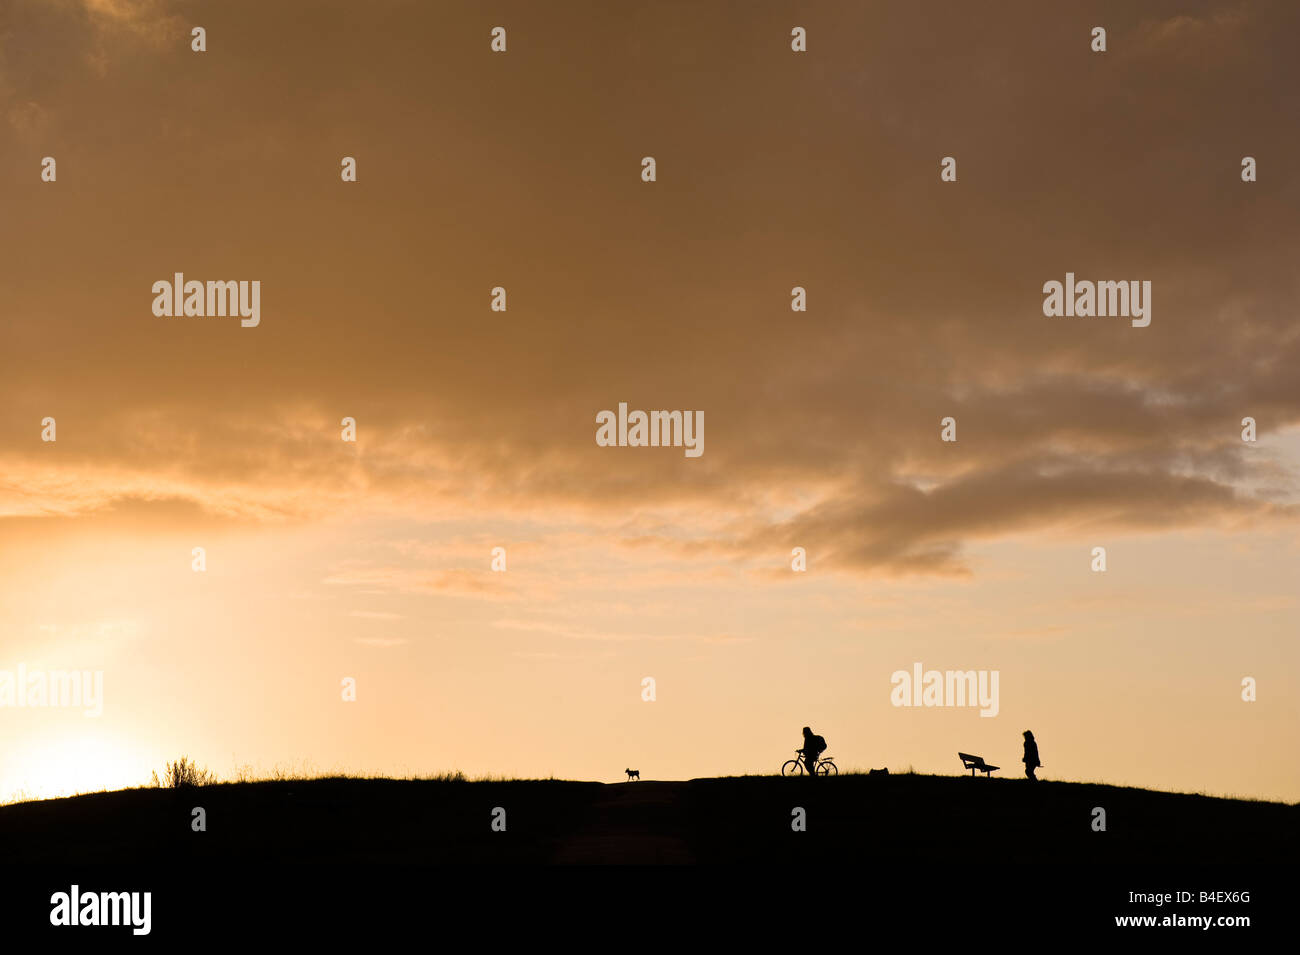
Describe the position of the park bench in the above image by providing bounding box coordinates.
[958,752,999,777]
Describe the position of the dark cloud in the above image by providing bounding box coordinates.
[2,0,1298,575]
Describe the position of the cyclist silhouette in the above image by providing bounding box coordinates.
[801,726,827,776]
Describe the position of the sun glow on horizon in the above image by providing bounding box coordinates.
[3,730,151,804]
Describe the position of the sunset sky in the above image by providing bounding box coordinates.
[1,0,1297,803]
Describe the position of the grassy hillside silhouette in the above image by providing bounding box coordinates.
[1,774,1294,865]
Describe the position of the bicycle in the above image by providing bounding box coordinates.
[781,749,838,776]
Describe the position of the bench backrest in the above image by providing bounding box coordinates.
[957,752,986,768]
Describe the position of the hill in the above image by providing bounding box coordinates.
[1,773,1294,865]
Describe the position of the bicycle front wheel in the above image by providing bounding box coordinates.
[816,760,838,776]
[781,759,804,776]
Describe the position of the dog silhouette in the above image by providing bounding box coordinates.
[625,768,640,780]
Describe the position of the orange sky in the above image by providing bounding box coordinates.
[1,0,1297,802]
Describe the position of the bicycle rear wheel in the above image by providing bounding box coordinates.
[816,760,838,776]
[781,758,804,776]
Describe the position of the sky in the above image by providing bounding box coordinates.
[1,0,1297,803]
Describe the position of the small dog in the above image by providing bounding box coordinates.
[624,768,640,781]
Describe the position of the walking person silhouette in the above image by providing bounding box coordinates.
[801,726,827,776]
[1022,730,1041,781]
